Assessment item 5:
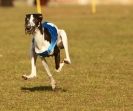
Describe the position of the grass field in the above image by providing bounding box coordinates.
[0,5,132,111]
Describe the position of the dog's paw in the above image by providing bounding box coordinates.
[51,79,56,90]
[22,75,36,80]
[55,69,61,73]
[22,75,28,80]
[64,58,71,64]
[55,62,64,73]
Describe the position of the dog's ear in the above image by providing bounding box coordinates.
[38,14,43,22]
[25,14,30,21]
[25,14,27,20]
[25,14,29,18]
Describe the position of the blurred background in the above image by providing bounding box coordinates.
[0,0,133,6]
[0,0,132,111]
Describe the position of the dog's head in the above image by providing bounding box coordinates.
[25,14,43,34]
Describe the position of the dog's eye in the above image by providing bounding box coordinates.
[34,19,38,23]
[26,18,30,21]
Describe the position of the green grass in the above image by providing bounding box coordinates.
[0,5,132,111]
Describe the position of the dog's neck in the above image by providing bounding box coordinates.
[34,23,43,35]
[34,28,43,36]
[33,25,50,54]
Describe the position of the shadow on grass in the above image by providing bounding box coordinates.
[21,86,67,92]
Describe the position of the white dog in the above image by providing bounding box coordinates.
[22,14,71,90]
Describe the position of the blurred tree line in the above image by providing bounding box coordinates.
[0,0,13,6]
[0,0,50,7]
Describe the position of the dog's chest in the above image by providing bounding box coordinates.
[33,30,50,54]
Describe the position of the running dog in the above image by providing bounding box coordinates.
[22,14,71,90]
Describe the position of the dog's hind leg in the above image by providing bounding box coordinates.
[41,58,56,90]
[54,46,64,72]
[59,29,71,64]
[22,46,37,80]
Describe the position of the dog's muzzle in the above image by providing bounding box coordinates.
[25,26,35,34]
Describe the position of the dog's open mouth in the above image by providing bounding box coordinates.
[25,27,35,34]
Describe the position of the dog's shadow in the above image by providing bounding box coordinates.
[21,86,67,92]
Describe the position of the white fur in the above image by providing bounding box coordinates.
[41,58,56,89]
[22,45,37,79]
[29,15,35,26]
[34,29,50,54]
[58,29,71,64]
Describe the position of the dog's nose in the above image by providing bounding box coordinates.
[26,26,31,30]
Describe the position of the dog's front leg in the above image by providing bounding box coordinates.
[22,46,37,80]
[41,58,56,90]
[30,52,37,78]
